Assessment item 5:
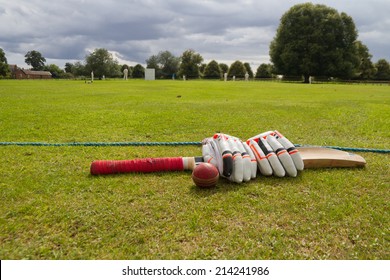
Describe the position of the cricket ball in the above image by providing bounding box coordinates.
[191,163,219,188]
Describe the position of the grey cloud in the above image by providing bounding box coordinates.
[1,0,389,68]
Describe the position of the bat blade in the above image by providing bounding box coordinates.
[298,147,366,168]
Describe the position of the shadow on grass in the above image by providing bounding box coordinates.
[187,165,366,198]
[87,167,365,199]
[188,174,303,197]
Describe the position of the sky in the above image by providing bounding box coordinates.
[1,0,389,70]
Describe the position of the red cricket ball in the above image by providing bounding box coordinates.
[191,163,219,188]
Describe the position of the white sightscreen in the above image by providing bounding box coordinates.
[145,68,155,80]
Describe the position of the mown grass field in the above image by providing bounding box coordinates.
[0,79,389,259]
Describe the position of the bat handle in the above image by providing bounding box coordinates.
[90,157,197,175]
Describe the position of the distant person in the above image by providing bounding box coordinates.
[123,68,128,80]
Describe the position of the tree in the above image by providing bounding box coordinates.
[219,63,229,75]
[25,50,46,70]
[44,64,64,78]
[132,64,145,78]
[72,61,87,77]
[243,62,254,78]
[270,3,360,83]
[255,63,273,78]
[158,51,180,79]
[199,63,207,77]
[129,66,134,77]
[179,49,203,79]
[64,62,74,73]
[146,55,161,77]
[146,51,180,79]
[355,41,376,80]
[228,60,246,78]
[204,60,221,79]
[374,59,390,80]
[0,48,10,78]
[85,48,121,78]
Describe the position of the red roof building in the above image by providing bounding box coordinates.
[9,65,52,79]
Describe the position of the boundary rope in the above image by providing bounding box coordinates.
[0,141,201,147]
[0,141,389,153]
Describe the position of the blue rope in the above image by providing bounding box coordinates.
[0,141,202,147]
[0,141,389,153]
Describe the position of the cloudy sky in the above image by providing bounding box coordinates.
[1,0,389,69]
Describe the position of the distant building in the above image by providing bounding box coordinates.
[9,65,52,79]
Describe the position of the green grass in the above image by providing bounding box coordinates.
[0,79,389,259]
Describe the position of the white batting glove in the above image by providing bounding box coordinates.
[247,130,304,177]
[202,133,257,183]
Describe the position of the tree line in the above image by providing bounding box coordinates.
[1,46,389,81]
[1,3,390,81]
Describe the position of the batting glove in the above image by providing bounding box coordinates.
[202,133,257,183]
[247,130,304,177]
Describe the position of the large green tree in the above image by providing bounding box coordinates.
[64,62,74,74]
[243,62,254,78]
[44,64,65,78]
[355,41,376,80]
[145,55,161,77]
[374,59,390,80]
[255,63,273,78]
[132,64,145,78]
[178,49,203,79]
[72,61,87,77]
[0,48,10,77]
[270,3,360,82]
[219,63,229,75]
[146,51,180,79]
[25,50,46,70]
[228,60,246,78]
[158,51,180,79]
[85,48,121,78]
[204,60,221,79]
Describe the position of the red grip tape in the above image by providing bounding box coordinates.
[90,157,184,175]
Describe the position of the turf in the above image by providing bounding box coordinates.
[0,79,389,259]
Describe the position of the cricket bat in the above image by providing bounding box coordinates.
[90,147,366,175]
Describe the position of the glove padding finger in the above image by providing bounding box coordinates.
[257,136,285,177]
[202,136,232,178]
[202,139,218,167]
[227,136,253,182]
[247,139,273,176]
[212,134,234,178]
[274,130,304,171]
[224,138,242,183]
[242,141,257,179]
[248,130,303,177]
[266,134,297,177]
